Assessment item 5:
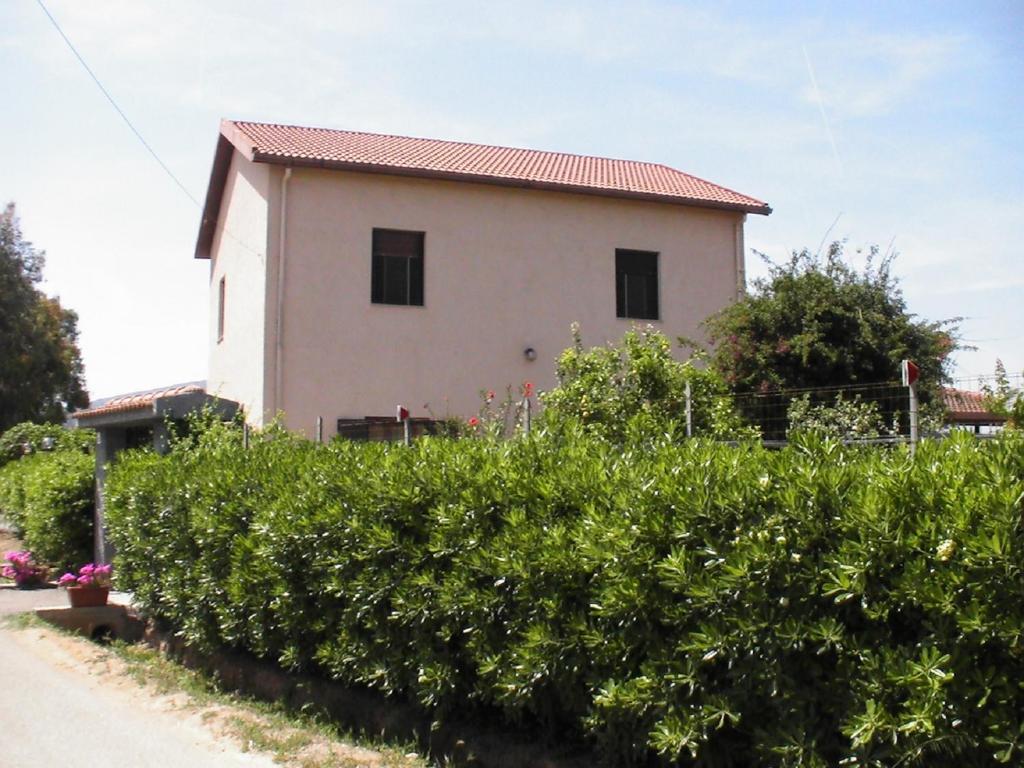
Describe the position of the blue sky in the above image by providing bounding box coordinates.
[2,0,1021,397]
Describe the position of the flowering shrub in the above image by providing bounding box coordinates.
[462,382,535,438]
[542,324,755,442]
[104,419,1024,767]
[58,562,112,589]
[1,550,48,587]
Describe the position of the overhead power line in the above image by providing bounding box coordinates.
[34,0,202,208]
[33,0,263,260]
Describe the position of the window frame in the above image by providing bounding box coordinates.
[615,248,660,320]
[371,228,425,307]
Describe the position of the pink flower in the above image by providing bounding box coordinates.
[522,381,534,397]
[58,562,112,589]
[467,417,480,427]
[486,390,495,402]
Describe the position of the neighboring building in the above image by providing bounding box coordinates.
[73,382,238,562]
[941,387,1007,434]
[196,120,770,437]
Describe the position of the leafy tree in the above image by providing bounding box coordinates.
[982,359,1024,429]
[705,242,956,401]
[0,203,88,429]
[541,324,756,441]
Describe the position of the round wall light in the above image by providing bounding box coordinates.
[523,347,537,361]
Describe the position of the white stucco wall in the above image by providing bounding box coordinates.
[256,166,744,437]
[206,152,272,425]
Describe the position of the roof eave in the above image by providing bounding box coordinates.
[251,151,773,216]
[194,121,262,260]
[73,403,159,425]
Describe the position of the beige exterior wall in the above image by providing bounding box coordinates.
[253,166,744,437]
[207,152,272,425]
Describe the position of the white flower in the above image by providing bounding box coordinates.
[936,539,957,562]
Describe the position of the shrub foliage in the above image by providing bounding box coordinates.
[0,450,94,567]
[0,423,94,567]
[0,420,94,467]
[105,423,1024,766]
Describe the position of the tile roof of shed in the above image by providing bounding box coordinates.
[74,384,206,421]
[941,387,1007,423]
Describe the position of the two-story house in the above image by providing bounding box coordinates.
[196,120,770,437]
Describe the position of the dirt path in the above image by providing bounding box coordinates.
[0,590,415,768]
[0,527,22,554]
[0,615,289,767]
[0,530,421,768]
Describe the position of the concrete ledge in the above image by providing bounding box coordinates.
[35,604,144,642]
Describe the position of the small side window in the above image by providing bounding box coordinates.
[217,275,226,342]
[616,249,659,320]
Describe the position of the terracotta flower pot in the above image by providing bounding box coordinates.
[67,586,110,608]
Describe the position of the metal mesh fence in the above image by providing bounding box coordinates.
[726,380,913,444]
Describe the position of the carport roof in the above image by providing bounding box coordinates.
[74,383,207,421]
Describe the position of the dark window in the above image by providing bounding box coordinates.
[124,425,154,451]
[616,249,659,319]
[217,276,226,341]
[372,229,424,305]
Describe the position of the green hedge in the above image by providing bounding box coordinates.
[104,424,1024,766]
[0,448,94,568]
[0,421,94,468]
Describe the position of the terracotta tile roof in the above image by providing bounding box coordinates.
[74,384,205,421]
[224,120,771,214]
[942,387,1006,423]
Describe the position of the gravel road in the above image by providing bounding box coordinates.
[0,586,279,768]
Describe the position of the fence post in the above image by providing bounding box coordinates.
[908,382,919,456]
[902,360,920,456]
[524,396,532,435]
[685,380,693,438]
[316,416,323,444]
[243,422,250,450]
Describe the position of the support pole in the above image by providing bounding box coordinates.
[685,380,693,438]
[316,416,323,444]
[902,359,920,457]
[909,381,919,456]
[524,396,532,435]
[403,418,411,447]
